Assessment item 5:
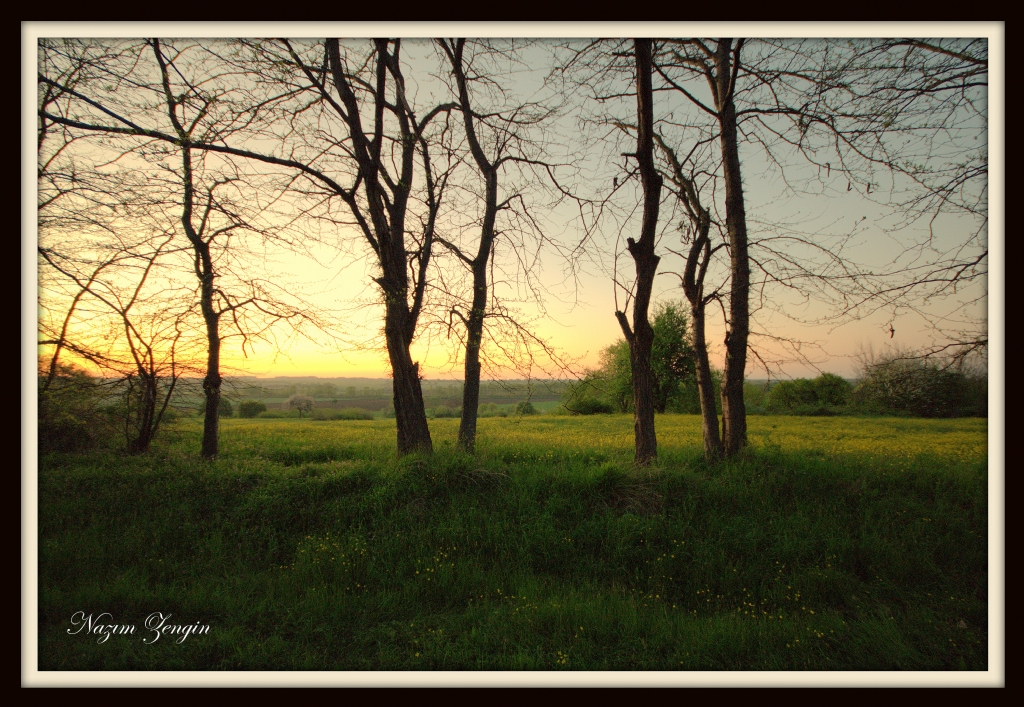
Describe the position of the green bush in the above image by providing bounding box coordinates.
[562,301,707,415]
[478,403,508,418]
[198,397,235,418]
[515,401,538,416]
[238,400,268,418]
[563,397,615,415]
[814,372,853,406]
[764,373,853,415]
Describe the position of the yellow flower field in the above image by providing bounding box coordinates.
[214,414,987,468]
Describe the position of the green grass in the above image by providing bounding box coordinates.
[37,414,988,670]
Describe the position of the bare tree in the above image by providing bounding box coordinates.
[654,136,725,460]
[39,38,323,458]
[38,225,193,454]
[434,38,575,452]
[610,39,663,466]
[741,38,989,367]
[657,38,988,370]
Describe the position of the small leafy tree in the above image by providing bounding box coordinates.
[570,301,700,415]
[238,400,267,418]
[287,394,314,418]
[650,301,698,413]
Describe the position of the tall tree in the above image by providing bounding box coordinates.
[436,38,570,453]
[612,39,663,466]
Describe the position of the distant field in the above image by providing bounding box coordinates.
[38,414,988,671]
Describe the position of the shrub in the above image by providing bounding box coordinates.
[198,397,235,418]
[764,373,853,415]
[38,363,127,453]
[478,403,508,418]
[515,401,538,416]
[852,355,981,418]
[564,397,615,415]
[813,372,853,407]
[238,400,268,418]
[430,405,461,419]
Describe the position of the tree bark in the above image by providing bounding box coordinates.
[713,40,750,457]
[456,169,497,453]
[385,297,432,455]
[616,38,663,467]
[691,298,723,461]
[458,251,489,452]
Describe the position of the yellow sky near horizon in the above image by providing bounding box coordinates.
[32,34,993,384]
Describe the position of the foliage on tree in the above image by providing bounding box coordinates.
[563,301,709,416]
[286,394,314,418]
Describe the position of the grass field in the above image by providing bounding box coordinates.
[37,414,988,671]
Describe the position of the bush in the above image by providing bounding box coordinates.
[238,400,268,418]
[515,401,538,416]
[478,403,508,418]
[38,363,115,453]
[564,397,615,415]
[813,372,853,406]
[764,373,853,415]
[852,354,983,418]
[563,301,708,415]
[430,405,461,419]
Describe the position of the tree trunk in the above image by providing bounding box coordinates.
[200,290,222,460]
[458,170,497,453]
[714,40,750,458]
[616,38,663,467]
[385,297,433,456]
[629,311,658,464]
[178,140,223,461]
[690,300,723,461]
[458,262,487,452]
[126,375,156,454]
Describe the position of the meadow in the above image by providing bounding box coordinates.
[37,414,988,671]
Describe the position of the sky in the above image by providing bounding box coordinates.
[27,23,1001,383]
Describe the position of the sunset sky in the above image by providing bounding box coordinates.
[28,24,1000,383]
